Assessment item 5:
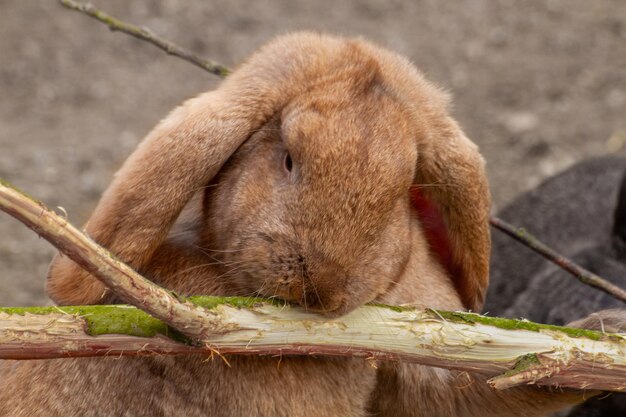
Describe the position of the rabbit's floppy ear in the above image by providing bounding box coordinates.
[349,39,491,311]
[47,33,343,305]
[410,121,491,312]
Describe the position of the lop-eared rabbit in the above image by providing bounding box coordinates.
[0,33,622,417]
[487,156,626,416]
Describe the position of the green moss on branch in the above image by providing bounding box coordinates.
[0,296,279,341]
[503,353,541,377]
[432,310,604,341]
[1,297,611,342]
[188,295,282,310]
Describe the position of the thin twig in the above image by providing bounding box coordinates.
[490,216,626,303]
[59,0,231,77]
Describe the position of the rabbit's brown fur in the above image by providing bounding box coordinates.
[0,32,616,416]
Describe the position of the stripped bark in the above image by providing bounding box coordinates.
[1,299,625,392]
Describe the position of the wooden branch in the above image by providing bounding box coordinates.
[59,0,231,77]
[0,179,237,342]
[490,216,626,303]
[2,299,625,392]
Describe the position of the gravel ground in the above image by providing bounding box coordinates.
[1,1,625,306]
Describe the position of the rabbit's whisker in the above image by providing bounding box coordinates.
[198,247,258,254]
[165,262,226,280]
[213,264,248,281]
[304,267,326,312]
[184,181,229,195]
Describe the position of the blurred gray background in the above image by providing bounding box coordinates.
[1,0,625,306]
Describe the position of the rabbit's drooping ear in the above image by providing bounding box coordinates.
[47,33,345,305]
[351,40,491,312]
[411,122,491,312]
[47,89,273,305]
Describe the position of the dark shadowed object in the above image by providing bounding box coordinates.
[487,156,626,416]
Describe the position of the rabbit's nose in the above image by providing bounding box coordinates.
[271,248,349,314]
[288,279,345,316]
[294,259,349,315]
[299,292,345,316]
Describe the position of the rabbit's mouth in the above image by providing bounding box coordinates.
[259,271,382,318]
[300,293,352,317]
[272,281,349,317]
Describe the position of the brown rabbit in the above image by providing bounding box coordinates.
[0,32,620,417]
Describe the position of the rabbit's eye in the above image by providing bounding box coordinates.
[283,152,293,174]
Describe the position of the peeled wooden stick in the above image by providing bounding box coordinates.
[1,298,626,392]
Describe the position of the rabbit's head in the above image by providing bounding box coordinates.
[200,73,418,315]
[47,32,490,314]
